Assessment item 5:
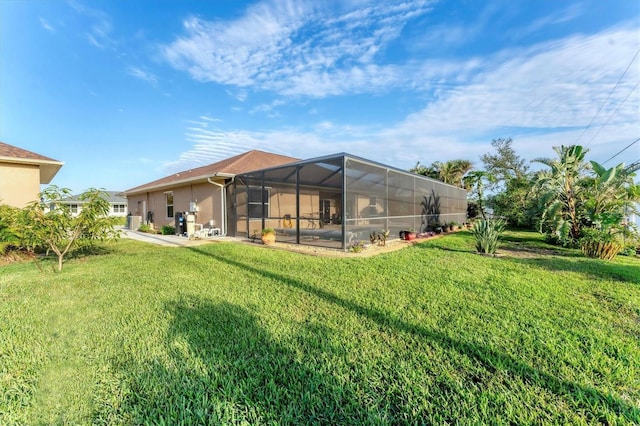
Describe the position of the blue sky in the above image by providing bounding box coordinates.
[1,0,639,193]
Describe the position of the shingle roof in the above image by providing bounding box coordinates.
[0,141,63,183]
[62,191,127,204]
[125,150,299,194]
[0,141,60,162]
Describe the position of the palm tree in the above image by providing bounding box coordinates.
[533,145,588,243]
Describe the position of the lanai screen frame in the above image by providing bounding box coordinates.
[232,153,467,250]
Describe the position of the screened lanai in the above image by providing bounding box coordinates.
[232,153,467,250]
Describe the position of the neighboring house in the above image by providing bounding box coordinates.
[0,141,63,208]
[59,191,128,217]
[126,150,468,250]
[124,150,300,235]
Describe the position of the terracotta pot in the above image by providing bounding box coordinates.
[404,231,417,241]
[261,233,276,245]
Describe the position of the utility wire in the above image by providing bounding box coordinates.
[602,138,640,165]
[576,47,640,146]
[585,80,640,147]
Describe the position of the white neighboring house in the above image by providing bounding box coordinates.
[60,191,128,217]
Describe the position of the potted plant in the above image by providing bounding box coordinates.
[403,227,417,241]
[449,221,456,231]
[261,228,276,245]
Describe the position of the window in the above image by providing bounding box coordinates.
[69,204,79,214]
[166,192,174,218]
[248,187,269,218]
[113,204,126,213]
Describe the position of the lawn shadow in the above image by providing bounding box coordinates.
[182,246,639,423]
[511,256,640,285]
[111,297,383,424]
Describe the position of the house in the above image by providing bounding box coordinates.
[59,191,128,217]
[126,150,468,250]
[124,150,300,235]
[0,141,63,208]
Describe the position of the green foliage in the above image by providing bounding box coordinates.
[0,204,20,243]
[138,224,152,233]
[349,240,365,252]
[534,145,589,244]
[481,137,529,182]
[261,227,275,235]
[1,233,638,424]
[579,228,624,261]
[471,218,505,254]
[160,225,175,235]
[411,159,473,187]
[16,186,120,271]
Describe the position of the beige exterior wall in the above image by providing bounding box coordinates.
[127,181,224,231]
[0,162,41,208]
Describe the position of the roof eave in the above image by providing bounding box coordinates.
[124,173,233,195]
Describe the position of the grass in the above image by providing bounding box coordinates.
[1,231,639,424]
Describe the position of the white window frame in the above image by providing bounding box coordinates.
[166,192,174,218]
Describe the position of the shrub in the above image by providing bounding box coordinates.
[0,205,20,244]
[471,219,505,254]
[261,228,275,235]
[579,228,623,261]
[138,224,152,233]
[349,240,365,253]
[161,225,175,235]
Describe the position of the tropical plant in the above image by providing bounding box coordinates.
[471,218,505,254]
[579,228,624,260]
[412,160,473,188]
[17,186,120,271]
[463,170,496,220]
[533,145,589,245]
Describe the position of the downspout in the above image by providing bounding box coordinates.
[207,173,235,236]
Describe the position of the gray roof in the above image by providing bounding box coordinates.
[62,191,127,204]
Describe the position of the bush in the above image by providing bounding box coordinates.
[579,228,623,261]
[349,240,366,253]
[138,224,152,233]
[471,219,505,254]
[161,225,175,235]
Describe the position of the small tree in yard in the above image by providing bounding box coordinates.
[18,186,120,271]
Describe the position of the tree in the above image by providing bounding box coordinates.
[463,170,496,219]
[411,159,473,187]
[481,138,529,183]
[18,186,120,271]
[533,145,589,245]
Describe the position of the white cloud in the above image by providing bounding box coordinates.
[68,1,115,49]
[127,66,158,85]
[167,23,640,173]
[39,17,55,32]
[161,0,434,97]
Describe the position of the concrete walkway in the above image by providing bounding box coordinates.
[119,228,233,247]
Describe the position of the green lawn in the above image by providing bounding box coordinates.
[1,231,639,424]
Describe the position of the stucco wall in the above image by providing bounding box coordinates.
[0,162,40,208]
[126,182,223,230]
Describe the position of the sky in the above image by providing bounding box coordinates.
[1,0,639,193]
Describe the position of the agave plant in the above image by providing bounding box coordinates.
[471,218,505,254]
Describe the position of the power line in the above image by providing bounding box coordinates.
[585,80,640,147]
[602,138,640,165]
[576,47,640,147]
